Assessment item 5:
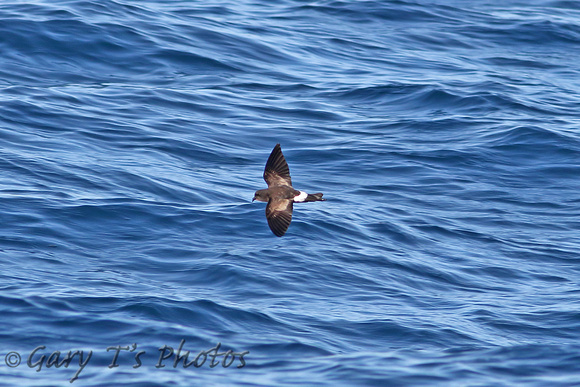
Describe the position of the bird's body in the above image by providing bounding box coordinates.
[253,144,325,237]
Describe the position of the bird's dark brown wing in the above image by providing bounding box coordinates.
[265,198,293,237]
[263,143,292,187]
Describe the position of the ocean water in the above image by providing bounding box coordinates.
[1,0,580,385]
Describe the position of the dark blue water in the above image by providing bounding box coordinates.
[1,0,580,385]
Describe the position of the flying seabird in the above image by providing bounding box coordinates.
[253,144,326,237]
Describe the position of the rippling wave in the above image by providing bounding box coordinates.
[1,0,579,385]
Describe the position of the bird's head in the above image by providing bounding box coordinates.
[253,189,268,202]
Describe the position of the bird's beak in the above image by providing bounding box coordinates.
[252,197,256,202]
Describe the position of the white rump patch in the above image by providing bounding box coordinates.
[294,191,308,202]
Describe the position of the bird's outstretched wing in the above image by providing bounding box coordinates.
[266,198,293,237]
[264,143,292,187]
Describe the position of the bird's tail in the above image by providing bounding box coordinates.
[305,193,326,202]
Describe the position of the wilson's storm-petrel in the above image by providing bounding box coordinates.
[253,144,326,237]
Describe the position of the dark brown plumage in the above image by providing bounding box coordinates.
[253,144,325,237]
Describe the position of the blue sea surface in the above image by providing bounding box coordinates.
[1,0,580,385]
